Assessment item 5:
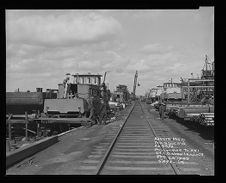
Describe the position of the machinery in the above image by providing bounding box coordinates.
[131,70,138,100]
[6,72,111,141]
[165,55,214,126]
[160,80,182,102]
[110,84,130,111]
[43,72,110,124]
[147,85,164,104]
[112,85,130,103]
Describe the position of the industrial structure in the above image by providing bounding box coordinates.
[6,55,214,175]
[146,55,214,126]
[111,84,130,103]
[6,72,112,153]
[161,80,182,101]
[146,85,164,104]
[131,70,138,99]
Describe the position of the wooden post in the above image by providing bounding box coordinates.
[25,112,28,141]
[45,120,48,136]
[8,122,11,141]
[7,114,12,141]
[6,138,11,152]
[187,80,190,105]
[36,110,40,138]
[37,121,40,137]
[37,110,40,118]
[7,114,13,151]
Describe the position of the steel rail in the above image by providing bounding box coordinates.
[95,101,136,175]
[138,101,180,175]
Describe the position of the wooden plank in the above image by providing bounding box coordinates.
[22,128,37,134]
[6,118,86,124]
[6,120,31,124]
[104,166,171,171]
[112,152,156,155]
[6,136,58,168]
[36,117,90,123]
[110,155,157,158]
[6,114,36,119]
[187,79,214,82]
[108,160,159,164]
[182,86,214,88]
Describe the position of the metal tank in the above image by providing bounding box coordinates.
[6,90,44,114]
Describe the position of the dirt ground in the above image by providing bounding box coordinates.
[6,106,132,175]
[145,103,214,175]
[6,102,214,175]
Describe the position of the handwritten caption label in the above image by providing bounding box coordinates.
[154,137,203,164]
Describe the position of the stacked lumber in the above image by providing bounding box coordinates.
[177,105,214,119]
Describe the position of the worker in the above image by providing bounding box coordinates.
[100,82,109,125]
[201,96,209,105]
[88,96,94,119]
[159,102,166,120]
[209,96,214,105]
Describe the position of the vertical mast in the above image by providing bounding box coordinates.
[133,70,138,97]
[205,55,208,71]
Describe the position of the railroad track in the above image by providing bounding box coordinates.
[76,101,207,175]
[96,101,180,175]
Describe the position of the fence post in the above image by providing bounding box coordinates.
[8,114,12,141]
[6,138,11,152]
[8,122,11,141]
[7,114,13,151]
[25,112,28,141]
[37,121,40,137]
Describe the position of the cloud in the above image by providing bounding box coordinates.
[126,59,150,73]
[6,41,130,91]
[78,60,100,70]
[6,10,213,94]
[140,43,174,54]
[6,11,122,47]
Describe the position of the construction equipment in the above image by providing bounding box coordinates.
[97,71,111,125]
[132,70,138,100]
[6,72,112,141]
[43,72,110,126]
[112,85,130,103]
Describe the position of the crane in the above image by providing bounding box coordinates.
[103,72,107,84]
[132,70,138,99]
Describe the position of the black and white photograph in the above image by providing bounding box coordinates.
[5,8,214,175]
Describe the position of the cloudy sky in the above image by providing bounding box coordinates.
[6,8,214,95]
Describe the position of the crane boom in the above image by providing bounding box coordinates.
[133,70,138,98]
[103,72,107,84]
